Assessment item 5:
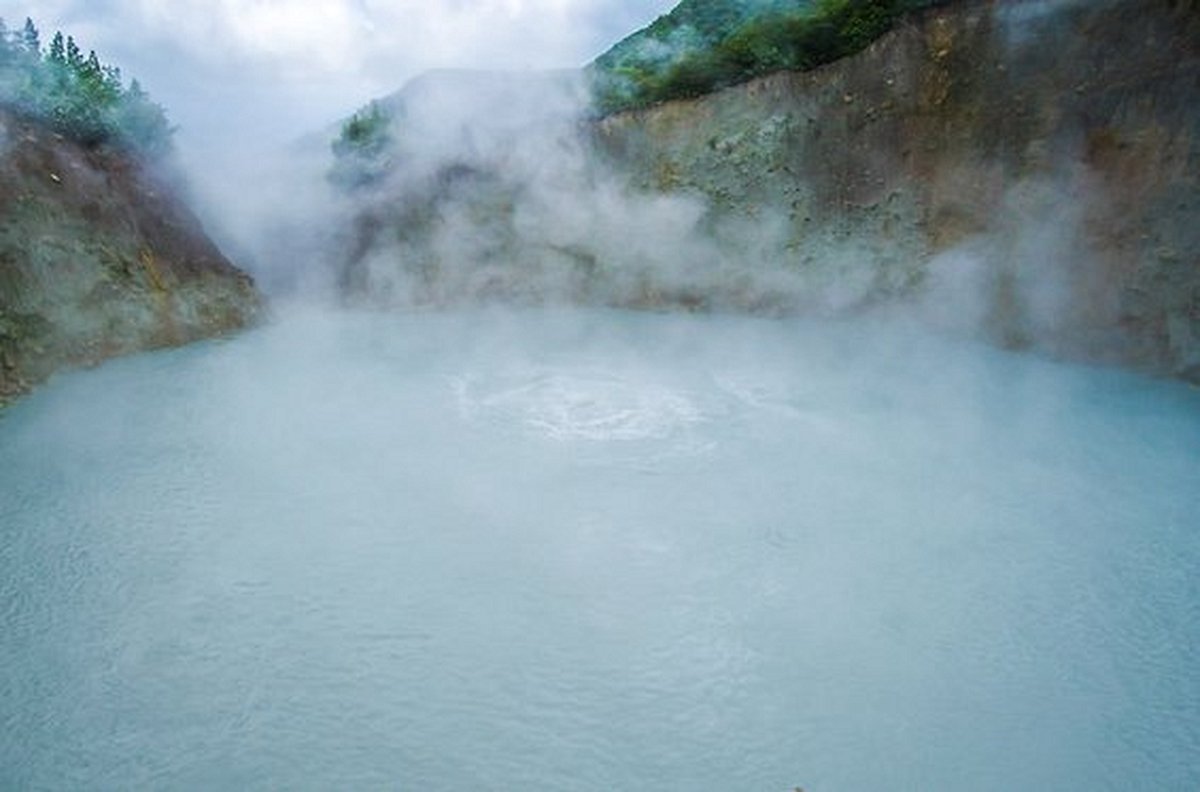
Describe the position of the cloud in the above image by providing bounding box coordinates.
[5,1,673,94]
[0,0,674,176]
[0,2,668,226]
[0,0,676,296]
[109,0,380,77]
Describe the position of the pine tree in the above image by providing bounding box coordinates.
[0,16,174,157]
[83,51,119,109]
[65,35,81,69]
[20,17,38,54]
[48,31,65,64]
[115,78,173,158]
[103,64,122,95]
[84,50,101,80]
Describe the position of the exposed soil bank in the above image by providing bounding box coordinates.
[0,109,262,402]
[595,0,1200,379]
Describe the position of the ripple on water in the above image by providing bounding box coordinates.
[450,368,725,470]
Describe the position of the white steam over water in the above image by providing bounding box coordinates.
[2,307,1199,789]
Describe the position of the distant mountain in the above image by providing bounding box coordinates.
[329,69,586,190]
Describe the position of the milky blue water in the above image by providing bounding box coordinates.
[2,308,1198,790]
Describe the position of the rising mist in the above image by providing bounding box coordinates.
[2,0,1199,789]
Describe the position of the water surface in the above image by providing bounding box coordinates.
[2,308,1198,789]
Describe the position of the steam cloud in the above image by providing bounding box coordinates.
[8,0,1192,381]
[273,69,886,315]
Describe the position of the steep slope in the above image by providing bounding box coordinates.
[0,109,261,401]
[326,0,1198,382]
[593,0,1200,379]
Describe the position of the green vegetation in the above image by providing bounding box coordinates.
[333,101,392,159]
[591,0,953,114]
[329,101,394,189]
[0,17,173,158]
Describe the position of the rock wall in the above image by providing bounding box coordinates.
[593,0,1200,379]
[0,110,262,402]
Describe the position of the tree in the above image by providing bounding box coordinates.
[47,31,65,64]
[65,35,81,69]
[103,64,123,95]
[114,79,174,158]
[83,50,102,80]
[20,17,38,54]
[330,101,394,189]
[1,16,175,158]
[334,101,392,156]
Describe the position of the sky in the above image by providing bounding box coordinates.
[0,0,675,156]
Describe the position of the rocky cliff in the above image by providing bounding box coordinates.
[594,0,1200,379]
[333,0,1199,381]
[0,109,261,402]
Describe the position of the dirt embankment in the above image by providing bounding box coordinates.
[595,0,1200,380]
[0,109,262,402]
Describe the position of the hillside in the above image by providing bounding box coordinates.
[594,0,805,72]
[321,0,1199,382]
[600,0,1200,380]
[0,20,261,401]
[590,0,953,112]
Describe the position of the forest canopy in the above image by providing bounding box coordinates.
[0,17,173,158]
[590,0,955,114]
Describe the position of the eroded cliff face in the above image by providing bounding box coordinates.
[0,110,262,402]
[594,0,1200,379]
[334,0,1198,381]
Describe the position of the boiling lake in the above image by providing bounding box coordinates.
[2,307,1198,789]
